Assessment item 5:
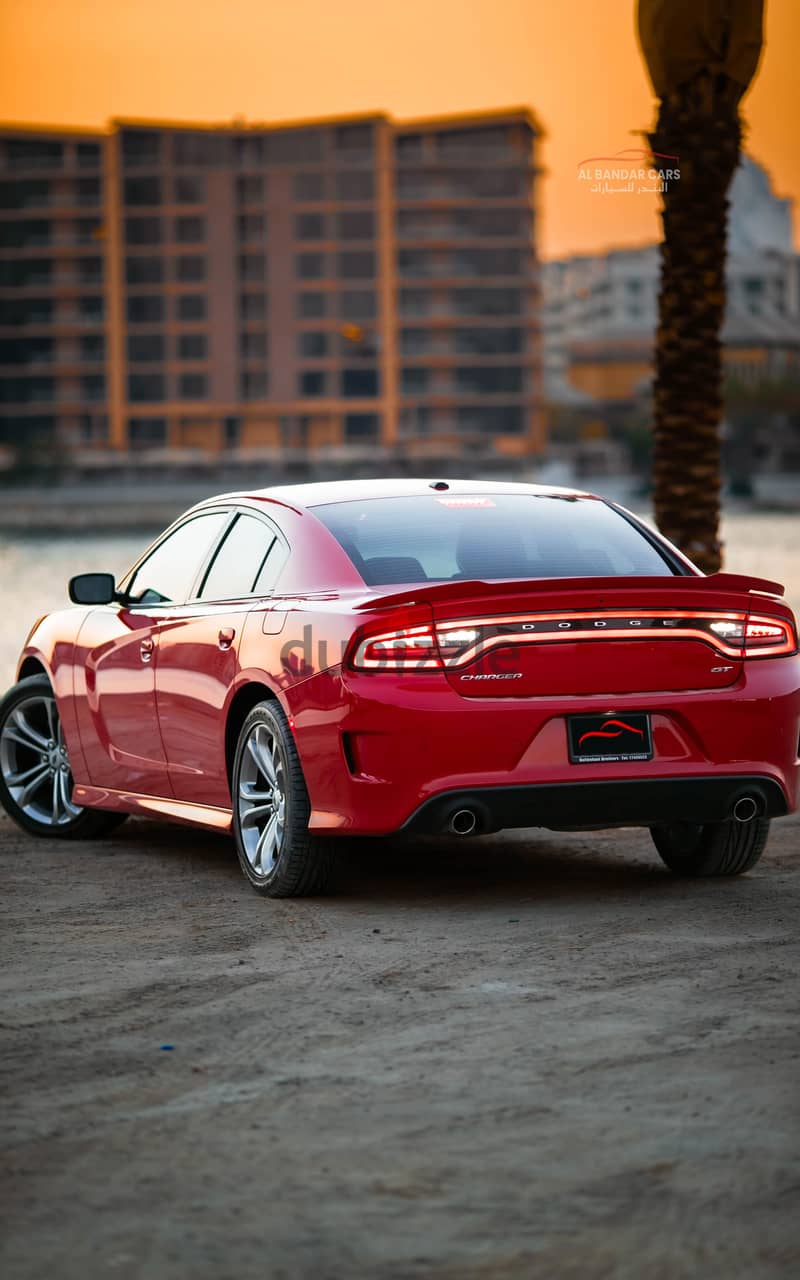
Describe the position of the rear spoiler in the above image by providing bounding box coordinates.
[352,572,786,613]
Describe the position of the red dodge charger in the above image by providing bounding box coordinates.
[1,479,798,896]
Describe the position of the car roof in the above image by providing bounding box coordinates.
[198,477,595,512]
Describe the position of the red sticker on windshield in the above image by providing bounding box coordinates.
[435,497,496,508]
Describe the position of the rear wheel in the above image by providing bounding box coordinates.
[650,817,770,877]
[232,699,335,897]
[0,674,127,839]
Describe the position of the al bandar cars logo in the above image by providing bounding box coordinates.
[577,147,680,195]
[577,718,645,747]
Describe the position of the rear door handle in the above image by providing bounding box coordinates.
[139,637,154,663]
[218,627,235,650]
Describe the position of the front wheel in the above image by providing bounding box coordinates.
[0,674,127,840]
[232,699,335,897]
[650,817,770,877]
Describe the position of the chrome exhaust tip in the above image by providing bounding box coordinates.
[733,795,759,823]
[449,808,478,836]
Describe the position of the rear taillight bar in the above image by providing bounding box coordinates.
[349,610,797,671]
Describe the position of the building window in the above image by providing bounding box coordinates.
[237,175,264,204]
[121,131,162,169]
[176,294,207,321]
[80,334,105,360]
[174,175,206,204]
[298,331,328,358]
[177,333,207,360]
[294,172,325,201]
[175,216,206,244]
[297,291,327,318]
[241,371,268,399]
[79,296,104,322]
[337,211,374,240]
[127,295,164,324]
[240,292,267,321]
[401,367,429,394]
[342,368,379,397]
[235,136,267,168]
[78,258,103,285]
[237,214,265,241]
[296,252,325,280]
[395,134,424,164]
[339,251,375,279]
[453,327,524,355]
[344,413,379,440]
[124,177,162,206]
[454,365,523,393]
[452,288,523,316]
[457,405,523,433]
[81,375,105,401]
[334,124,373,156]
[300,370,327,396]
[270,130,323,164]
[6,139,64,170]
[338,290,376,320]
[173,134,228,167]
[77,142,102,169]
[128,417,168,447]
[128,334,165,363]
[128,373,166,402]
[125,256,163,285]
[239,253,266,282]
[125,217,161,245]
[240,331,267,359]
[179,372,208,398]
[176,255,206,282]
[335,171,374,201]
[296,213,326,241]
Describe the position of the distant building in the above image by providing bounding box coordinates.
[0,109,544,457]
[543,155,800,409]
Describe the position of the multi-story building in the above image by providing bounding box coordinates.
[542,156,800,408]
[0,108,544,458]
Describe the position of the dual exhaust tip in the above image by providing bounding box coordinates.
[445,795,762,835]
[732,794,761,823]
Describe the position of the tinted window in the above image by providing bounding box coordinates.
[127,513,229,604]
[314,496,675,586]
[198,514,278,600]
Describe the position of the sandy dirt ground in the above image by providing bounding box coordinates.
[1,811,799,1280]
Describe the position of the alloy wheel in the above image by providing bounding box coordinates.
[237,721,287,878]
[0,693,83,827]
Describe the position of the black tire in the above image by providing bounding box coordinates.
[231,699,336,897]
[0,674,127,840]
[650,817,770,877]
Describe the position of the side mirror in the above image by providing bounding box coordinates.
[68,572,119,605]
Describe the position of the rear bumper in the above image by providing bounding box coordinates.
[400,775,789,835]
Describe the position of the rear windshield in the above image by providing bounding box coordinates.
[314,494,676,585]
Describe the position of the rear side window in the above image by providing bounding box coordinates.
[198,513,281,600]
[314,495,675,585]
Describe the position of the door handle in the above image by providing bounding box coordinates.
[218,627,236,651]
[139,637,154,663]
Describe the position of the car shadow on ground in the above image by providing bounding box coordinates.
[93,816,769,909]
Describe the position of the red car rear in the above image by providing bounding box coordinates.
[1,479,797,895]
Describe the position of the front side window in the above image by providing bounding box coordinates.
[127,512,229,604]
[198,513,284,601]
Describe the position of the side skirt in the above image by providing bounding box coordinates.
[73,784,233,833]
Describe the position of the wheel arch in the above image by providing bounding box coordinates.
[224,681,279,789]
[17,655,49,682]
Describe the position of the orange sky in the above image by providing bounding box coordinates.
[1,0,798,259]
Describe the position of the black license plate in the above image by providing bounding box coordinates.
[568,713,653,764]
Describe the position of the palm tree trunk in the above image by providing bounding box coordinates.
[648,75,741,573]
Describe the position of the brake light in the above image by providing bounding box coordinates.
[352,624,442,670]
[743,615,797,657]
